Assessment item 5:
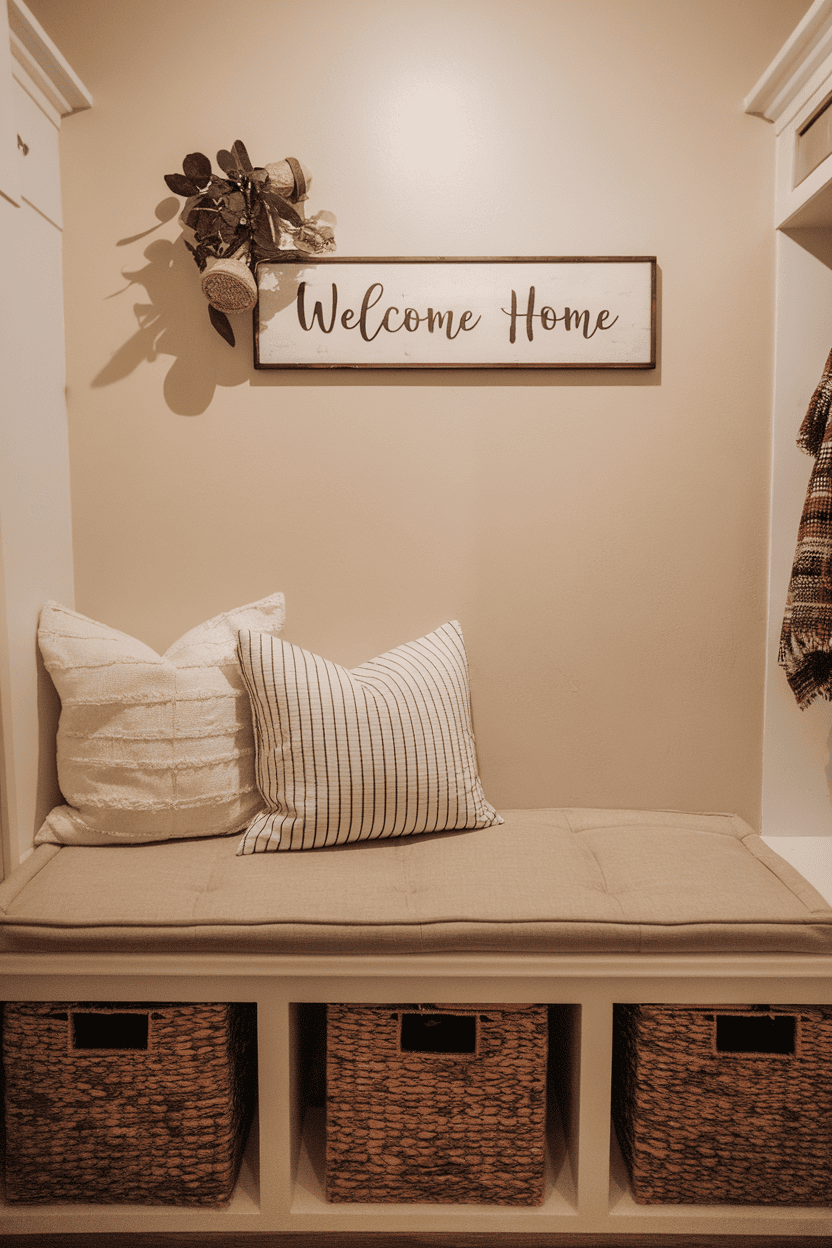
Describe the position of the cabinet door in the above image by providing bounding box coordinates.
[0,3,21,206]
[0,9,90,875]
[12,76,61,227]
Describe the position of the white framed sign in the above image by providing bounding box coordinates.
[254,256,656,370]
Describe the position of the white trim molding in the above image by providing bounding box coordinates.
[7,0,91,118]
[745,0,832,130]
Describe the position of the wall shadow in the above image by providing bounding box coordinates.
[783,226,832,269]
[92,209,252,416]
[36,640,62,835]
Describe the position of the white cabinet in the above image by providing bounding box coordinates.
[0,0,90,878]
[0,3,17,205]
[746,0,832,227]
[746,0,832,838]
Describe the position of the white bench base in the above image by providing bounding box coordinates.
[1,948,830,1239]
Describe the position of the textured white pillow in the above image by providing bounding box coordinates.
[236,620,502,854]
[36,594,285,845]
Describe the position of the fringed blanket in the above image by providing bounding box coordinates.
[779,346,832,707]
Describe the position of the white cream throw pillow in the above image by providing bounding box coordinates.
[236,620,502,853]
[36,594,285,845]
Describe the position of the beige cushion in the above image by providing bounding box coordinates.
[3,808,830,956]
[36,595,285,845]
[236,621,501,853]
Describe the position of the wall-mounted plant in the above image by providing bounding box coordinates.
[164,139,335,346]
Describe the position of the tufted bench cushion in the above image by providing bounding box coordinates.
[0,808,830,956]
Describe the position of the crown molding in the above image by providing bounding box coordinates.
[745,0,832,127]
[7,0,91,117]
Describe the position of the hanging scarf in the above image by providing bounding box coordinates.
[779,346,832,707]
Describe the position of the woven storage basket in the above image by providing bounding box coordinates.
[2,1002,256,1205]
[326,1003,547,1205]
[612,1003,832,1205]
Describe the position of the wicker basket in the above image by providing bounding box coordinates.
[326,1003,547,1205]
[612,1003,832,1205]
[2,1002,256,1205]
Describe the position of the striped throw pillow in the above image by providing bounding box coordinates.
[235,621,502,853]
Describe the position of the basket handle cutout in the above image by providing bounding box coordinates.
[71,1010,150,1052]
[399,1012,477,1054]
[715,1012,796,1055]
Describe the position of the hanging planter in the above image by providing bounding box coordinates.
[164,140,335,346]
[201,247,258,313]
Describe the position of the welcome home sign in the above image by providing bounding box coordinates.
[254,257,656,369]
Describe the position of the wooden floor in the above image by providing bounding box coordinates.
[3,1234,831,1247]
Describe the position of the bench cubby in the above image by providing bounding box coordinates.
[1,950,830,1238]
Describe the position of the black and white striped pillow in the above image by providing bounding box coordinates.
[235,621,502,853]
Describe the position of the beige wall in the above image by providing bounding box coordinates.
[25,0,810,828]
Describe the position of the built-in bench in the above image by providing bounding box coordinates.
[0,806,830,1240]
[0,807,829,956]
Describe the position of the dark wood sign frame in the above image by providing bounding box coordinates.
[254,256,657,370]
